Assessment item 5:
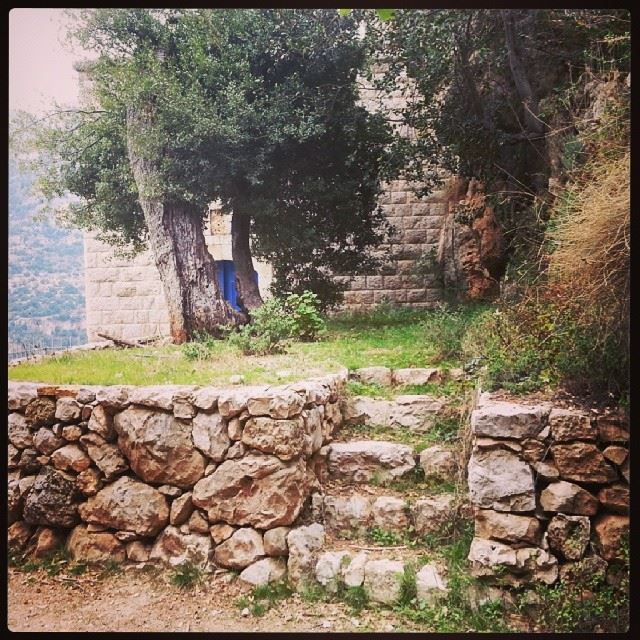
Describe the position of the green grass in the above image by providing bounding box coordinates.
[235,581,294,617]
[345,378,472,400]
[169,562,202,589]
[8,308,480,386]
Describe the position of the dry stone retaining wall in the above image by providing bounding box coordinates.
[467,392,629,588]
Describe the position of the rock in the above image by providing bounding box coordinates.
[81,406,93,421]
[246,389,305,419]
[342,396,444,431]
[23,467,80,528]
[18,475,36,496]
[473,437,522,454]
[149,525,213,568]
[67,525,126,563]
[620,457,629,483]
[158,485,182,498]
[78,476,169,537]
[241,416,305,461]
[315,551,351,592]
[302,406,324,455]
[263,527,290,556]
[548,409,595,442]
[126,541,150,562]
[95,386,131,410]
[227,418,243,441]
[559,555,608,585]
[192,412,231,462]
[209,523,236,544]
[8,480,23,524]
[87,523,108,532]
[602,446,628,466]
[239,557,287,587]
[531,461,559,480]
[8,443,21,470]
[343,551,368,587]
[192,388,218,412]
[55,398,81,423]
[597,483,629,514]
[592,514,629,561]
[229,375,245,385]
[596,416,629,443]
[327,441,415,483]
[76,388,96,405]
[8,521,34,551]
[188,510,210,534]
[217,388,256,418]
[412,494,457,535]
[214,528,264,569]
[204,464,217,476]
[286,524,325,590]
[25,397,57,427]
[18,448,40,474]
[352,366,392,386]
[323,495,373,534]
[87,404,115,441]
[169,492,194,526]
[173,400,196,420]
[471,402,550,439]
[546,514,590,561]
[419,446,458,480]
[392,368,440,386]
[474,510,542,545]
[32,527,65,559]
[33,428,65,455]
[36,455,50,466]
[521,439,546,463]
[363,559,404,604]
[129,385,188,411]
[51,444,92,473]
[371,496,409,532]
[62,424,84,441]
[540,481,599,515]
[192,454,310,529]
[76,468,103,496]
[416,563,448,604]
[114,407,206,488]
[551,443,618,483]
[80,434,129,481]
[225,441,246,459]
[8,413,33,449]
[8,382,40,411]
[467,448,535,512]
[114,530,139,543]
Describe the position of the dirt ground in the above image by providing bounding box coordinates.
[7,566,420,633]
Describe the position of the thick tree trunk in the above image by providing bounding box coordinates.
[231,207,263,314]
[126,105,242,342]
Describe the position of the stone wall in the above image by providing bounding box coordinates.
[466,392,629,588]
[8,375,344,577]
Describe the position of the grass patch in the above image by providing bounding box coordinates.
[235,581,294,617]
[98,559,123,579]
[169,562,202,589]
[370,467,457,494]
[366,527,403,547]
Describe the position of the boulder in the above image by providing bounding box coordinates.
[23,467,80,528]
[471,402,550,439]
[149,525,213,568]
[548,408,595,442]
[62,424,84,441]
[192,454,310,529]
[126,541,151,562]
[173,400,196,420]
[33,428,65,456]
[531,461,559,480]
[87,404,115,441]
[352,367,392,386]
[287,524,325,590]
[467,448,535,512]
[596,416,629,443]
[246,389,305,419]
[263,527,290,556]
[188,510,210,535]
[209,523,236,545]
[597,483,629,514]
[55,398,81,423]
[416,563,448,604]
[80,433,129,481]
[227,418,243,441]
[474,510,542,545]
[363,559,404,604]
[214,528,264,570]
[241,417,306,461]
[392,368,440,386]
[8,521,34,552]
[551,443,618,484]
[302,406,324,455]
[78,476,169,537]
[592,514,629,561]
[76,388,96,404]
[192,412,230,462]
[76,468,103,496]
[315,551,352,592]
[8,443,21,470]
[343,551,368,587]
[412,494,457,535]
[114,407,206,488]
[546,514,590,561]
[128,385,189,411]
[192,387,218,412]
[327,441,415,483]
[18,448,40,474]
[95,386,131,410]
[8,413,33,449]
[32,527,65,559]
[25,397,57,427]
[342,396,444,431]
[323,495,373,534]
[170,492,194,526]
[419,445,458,480]
[51,445,92,473]
[226,441,246,459]
[540,481,599,515]
[239,557,287,587]
[371,496,409,532]
[67,525,126,563]
[8,382,40,411]
[602,446,628,466]
[521,439,545,463]
[217,388,256,418]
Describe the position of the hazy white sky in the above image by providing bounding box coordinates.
[9,8,85,113]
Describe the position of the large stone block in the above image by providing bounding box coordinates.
[246,389,305,419]
[327,441,415,483]
[551,443,618,484]
[192,412,230,462]
[23,466,80,528]
[323,495,373,533]
[412,494,457,536]
[241,416,306,461]
[540,481,599,515]
[471,402,550,439]
[287,524,325,590]
[548,408,596,442]
[546,514,590,561]
[67,524,126,563]
[149,525,213,568]
[592,514,629,561]
[214,527,265,570]
[363,559,404,604]
[474,509,542,545]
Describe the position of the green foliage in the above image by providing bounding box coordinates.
[98,559,123,579]
[283,291,326,341]
[366,527,402,546]
[169,562,202,589]
[68,562,89,576]
[235,581,295,617]
[299,582,331,603]
[181,330,220,361]
[397,562,418,607]
[342,585,369,612]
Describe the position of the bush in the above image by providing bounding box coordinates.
[283,291,326,341]
[181,330,219,361]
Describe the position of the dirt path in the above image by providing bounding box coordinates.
[8,567,417,633]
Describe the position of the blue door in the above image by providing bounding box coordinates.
[215,261,258,311]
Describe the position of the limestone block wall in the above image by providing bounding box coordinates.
[7,374,344,575]
[466,392,629,588]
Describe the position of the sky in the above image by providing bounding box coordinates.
[9,8,85,113]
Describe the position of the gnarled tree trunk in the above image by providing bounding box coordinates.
[126,104,242,342]
[231,207,263,314]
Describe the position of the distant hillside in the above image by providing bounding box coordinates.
[8,161,87,357]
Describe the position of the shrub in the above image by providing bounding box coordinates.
[181,330,219,361]
[283,291,326,341]
[169,562,202,589]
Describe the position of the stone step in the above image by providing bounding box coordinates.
[342,394,455,431]
[351,366,466,387]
